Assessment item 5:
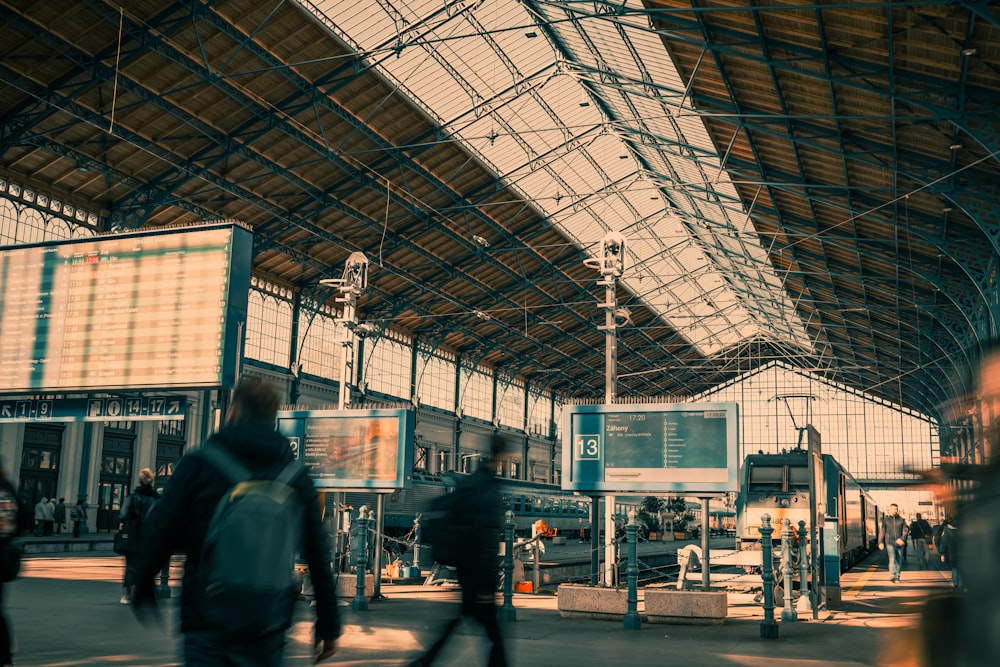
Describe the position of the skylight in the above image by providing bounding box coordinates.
[303,0,809,356]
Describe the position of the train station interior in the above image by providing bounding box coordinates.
[1,2,999,665]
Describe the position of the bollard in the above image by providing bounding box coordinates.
[781,518,797,622]
[797,520,811,613]
[500,510,516,622]
[352,506,369,611]
[412,514,422,572]
[759,514,779,638]
[624,509,641,630]
[157,563,171,599]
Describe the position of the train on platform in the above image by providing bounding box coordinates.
[734,451,880,572]
[341,473,630,540]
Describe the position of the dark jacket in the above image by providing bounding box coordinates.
[909,518,932,541]
[120,484,159,552]
[133,420,340,640]
[879,514,908,547]
[461,465,503,565]
[938,523,959,565]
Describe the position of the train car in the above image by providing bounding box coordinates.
[341,473,602,539]
[735,451,878,571]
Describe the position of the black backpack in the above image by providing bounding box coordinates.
[198,445,305,638]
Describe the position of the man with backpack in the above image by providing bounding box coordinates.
[131,378,341,665]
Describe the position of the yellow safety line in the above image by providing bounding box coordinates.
[846,563,880,595]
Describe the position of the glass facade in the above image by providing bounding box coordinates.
[460,366,493,421]
[364,332,412,398]
[416,347,457,411]
[496,377,525,428]
[245,286,293,368]
[694,362,938,482]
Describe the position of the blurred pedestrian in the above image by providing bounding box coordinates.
[131,378,341,665]
[54,498,67,535]
[118,468,159,604]
[0,462,18,667]
[937,516,961,589]
[41,498,54,536]
[908,513,932,569]
[878,503,908,582]
[71,500,86,538]
[408,436,507,667]
[33,498,45,537]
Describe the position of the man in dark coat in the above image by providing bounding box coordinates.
[131,379,341,666]
[408,437,507,667]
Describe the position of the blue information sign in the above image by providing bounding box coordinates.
[562,402,739,493]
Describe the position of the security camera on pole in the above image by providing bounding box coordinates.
[584,232,627,586]
[319,251,369,412]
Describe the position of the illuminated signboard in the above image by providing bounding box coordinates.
[562,402,739,493]
[277,408,415,490]
[0,223,252,393]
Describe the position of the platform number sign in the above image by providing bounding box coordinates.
[575,433,601,460]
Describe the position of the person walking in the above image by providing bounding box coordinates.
[41,498,55,537]
[408,436,508,667]
[53,498,67,536]
[879,503,908,582]
[71,500,86,538]
[118,468,159,605]
[32,498,46,537]
[908,512,933,569]
[131,378,341,666]
[0,462,19,667]
[937,516,961,589]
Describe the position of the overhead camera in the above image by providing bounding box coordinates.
[351,322,378,338]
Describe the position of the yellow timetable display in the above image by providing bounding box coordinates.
[0,223,252,393]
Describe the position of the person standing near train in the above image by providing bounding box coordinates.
[908,512,932,569]
[879,503,908,582]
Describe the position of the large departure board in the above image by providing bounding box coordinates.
[562,402,739,493]
[0,223,252,393]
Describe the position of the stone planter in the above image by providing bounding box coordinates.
[557,583,628,621]
[645,588,727,626]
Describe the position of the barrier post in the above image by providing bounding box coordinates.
[351,507,369,611]
[500,510,516,622]
[157,563,171,599]
[781,518,797,622]
[797,520,811,612]
[412,514,422,572]
[759,514,779,638]
[624,509,641,630]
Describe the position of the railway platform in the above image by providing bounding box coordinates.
[8,546,954,666]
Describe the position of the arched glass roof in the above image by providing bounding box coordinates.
[307,0,809,356]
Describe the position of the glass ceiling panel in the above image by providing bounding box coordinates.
[305,0,809,357]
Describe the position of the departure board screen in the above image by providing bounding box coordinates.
[0,223,252,393]
[277,409,415,490]
[562,402,739,493]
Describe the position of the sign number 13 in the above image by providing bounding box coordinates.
[575,434,600,459]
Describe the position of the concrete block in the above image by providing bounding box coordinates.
[336,573,375,599]
[557,583,627,621]
[645,588,727,625]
